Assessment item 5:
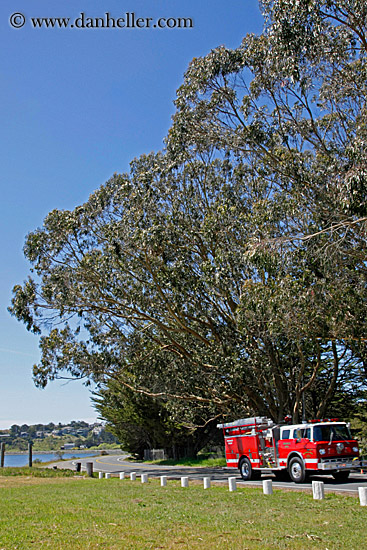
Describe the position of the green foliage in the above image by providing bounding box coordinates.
[148,456,226,467]
[86,443,121,450]
[6,438,28,452]
[8,0,367,430]
[350,400,367,456]
[93,382,221,459]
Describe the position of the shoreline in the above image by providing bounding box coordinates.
[5,449,115,456]
[3,450,114,456]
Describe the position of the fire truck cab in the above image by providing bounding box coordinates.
[217,416,365,483]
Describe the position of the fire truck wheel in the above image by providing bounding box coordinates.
[332,471,350,482]
[239,457,253,481]
[288,457,306,483]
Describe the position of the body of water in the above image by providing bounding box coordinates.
[3,452,97,468]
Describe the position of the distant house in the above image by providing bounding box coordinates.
[61,427,77,436]
[75,428,88,437]
[92,425,104,436]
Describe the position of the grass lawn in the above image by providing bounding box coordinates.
[0,473,365,549]
[0,466,82,478]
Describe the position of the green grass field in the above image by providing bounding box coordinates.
[0,472,365,549]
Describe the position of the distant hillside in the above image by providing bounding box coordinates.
[0,420,120,451]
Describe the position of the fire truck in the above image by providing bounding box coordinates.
[217,416,366,483]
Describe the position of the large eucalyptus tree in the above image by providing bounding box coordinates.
[10,0,367,425]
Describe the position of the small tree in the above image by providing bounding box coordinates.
[55,450,64,460]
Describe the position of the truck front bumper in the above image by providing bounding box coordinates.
[318,458,367,471]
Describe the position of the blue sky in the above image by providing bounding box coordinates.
[0,0,263,430]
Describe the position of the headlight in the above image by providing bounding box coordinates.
[353,447,359,453]
[319,448,326,455]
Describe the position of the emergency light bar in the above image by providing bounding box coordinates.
[308,418,340,423]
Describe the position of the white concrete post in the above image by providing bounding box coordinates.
[203,477,211,489]
[160,476,167,487]
[228,477,237,492]
[263,479,273,495]
[181,476,189,488]
[98,472,103,479]
[312,480,325,500]
[141,473,148,483]
[359,487,367,506]
[130,472,136,481]
[105,473,111,479]
[119,472,125,480]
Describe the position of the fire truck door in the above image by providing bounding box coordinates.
[294,428,312,451]
[293,428,314,464]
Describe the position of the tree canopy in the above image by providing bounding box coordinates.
[9,0,367,427]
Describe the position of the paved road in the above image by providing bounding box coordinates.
[51,454,367,495]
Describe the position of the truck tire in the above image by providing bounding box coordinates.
[288,457,306,483]
[239,457,253,481]
[332,471,350,482]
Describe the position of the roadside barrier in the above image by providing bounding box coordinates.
[263,479,273,495]
[228,477,237,492]
[203,477,211,489]
[181,476,189,488]
[359,487,367,506]
[94,471,367,506]
[312,480,325,500]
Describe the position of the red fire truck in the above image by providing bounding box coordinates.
[217,416,366,483]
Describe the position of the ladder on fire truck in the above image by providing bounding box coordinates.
[217,416,273,431]
[218,416,280,469]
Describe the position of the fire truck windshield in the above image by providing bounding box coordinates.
[313,424,351,442]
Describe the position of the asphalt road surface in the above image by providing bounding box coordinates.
[51,454,367,495]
